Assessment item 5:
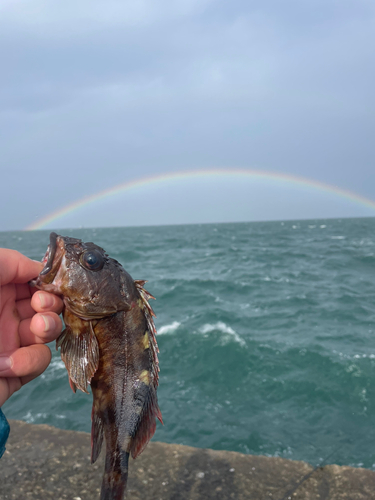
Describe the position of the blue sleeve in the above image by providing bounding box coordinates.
[0,408,10,459]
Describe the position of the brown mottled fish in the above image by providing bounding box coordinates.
[30,232,162,500]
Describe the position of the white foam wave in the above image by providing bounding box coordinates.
[22,411,66,423]
[49,359,65,368]
[333,350,375,360]
[199,322,246,346]
[331,236,345,240]
[158,321,181,335]
[47,358,66,375]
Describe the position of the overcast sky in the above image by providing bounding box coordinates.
[1,0,374,231]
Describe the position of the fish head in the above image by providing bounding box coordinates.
[31,232,130,319]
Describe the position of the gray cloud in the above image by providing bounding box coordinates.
[1,0,374,230]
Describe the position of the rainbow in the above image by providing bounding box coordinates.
[25,168,375,230]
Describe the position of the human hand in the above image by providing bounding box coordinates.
[0,249,63,407]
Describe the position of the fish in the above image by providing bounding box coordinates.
[30,232,162,500]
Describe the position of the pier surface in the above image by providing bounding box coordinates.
[0,420,374,499]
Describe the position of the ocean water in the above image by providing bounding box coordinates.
[1,218,375,469]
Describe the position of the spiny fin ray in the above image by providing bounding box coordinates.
[131,280,163,458]
[134,280,160,386]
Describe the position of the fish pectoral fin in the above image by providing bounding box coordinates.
[69,378,77,393]
[130,387,163,459]
[91,411,104,464]
[56,323,99,394]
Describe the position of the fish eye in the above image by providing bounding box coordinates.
[80,250,105,271]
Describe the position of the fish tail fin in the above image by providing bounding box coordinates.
[100,449,129,500]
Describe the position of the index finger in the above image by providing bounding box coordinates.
[0,249,43,286]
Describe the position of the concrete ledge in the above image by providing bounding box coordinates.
[1,420,374,499]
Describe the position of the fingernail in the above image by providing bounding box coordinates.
[42,315,56,332]
[0,357,12,372]
[39,293,54,309]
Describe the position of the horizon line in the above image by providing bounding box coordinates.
[25,168,375,230]
[16,214,375,234]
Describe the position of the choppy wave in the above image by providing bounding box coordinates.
[2,217,375,469]
[199,322,246,346]
[158,321,181,334]
[22,411,67,423]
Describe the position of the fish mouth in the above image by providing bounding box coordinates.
[40,232,58,276]
[29,232,65,289]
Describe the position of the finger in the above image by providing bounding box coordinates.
[0,344,51,379]
[0,377,22,407]
[19,313,63,346]
[0,249,43,285]
[16,298,35,320]
[31,291,64,315]
[15,283,32,301]
[0,286,20,352]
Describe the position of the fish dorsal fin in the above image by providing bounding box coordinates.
[131,280,162,459]
[56,321,99,394]
[134,280,160,387]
